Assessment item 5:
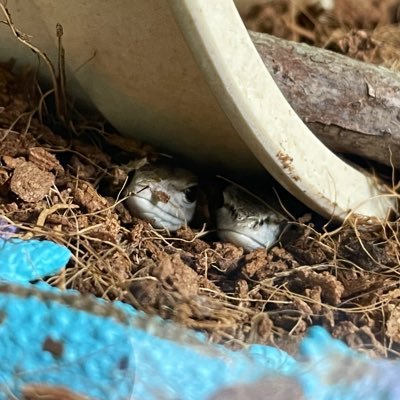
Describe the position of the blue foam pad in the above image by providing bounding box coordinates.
[0,238,71,282]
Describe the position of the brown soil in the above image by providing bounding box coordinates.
[242,0,400,70]
[2,1,400,359]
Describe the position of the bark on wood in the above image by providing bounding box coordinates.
[250,30,400,168]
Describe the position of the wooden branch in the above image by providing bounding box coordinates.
[250,30,400,168]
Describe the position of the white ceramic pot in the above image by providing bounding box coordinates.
[1,0,395,220]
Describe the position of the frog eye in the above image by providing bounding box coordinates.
[184,185,198,203]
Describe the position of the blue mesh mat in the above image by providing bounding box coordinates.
[0,235,399,399]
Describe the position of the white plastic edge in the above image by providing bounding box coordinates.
[169,0,395,221]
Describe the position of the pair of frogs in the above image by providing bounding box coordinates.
[125,163,288,251]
